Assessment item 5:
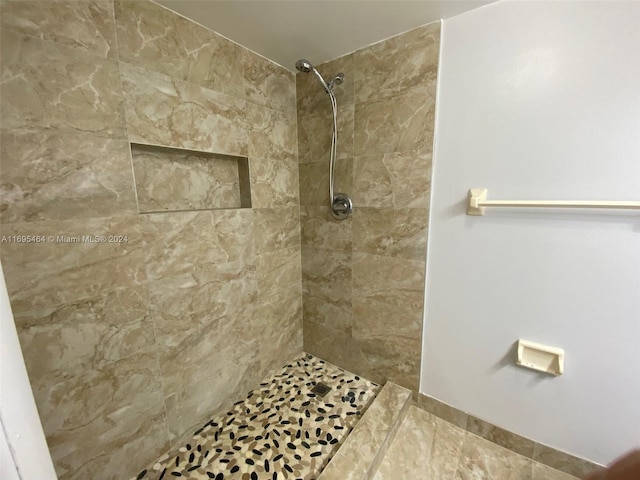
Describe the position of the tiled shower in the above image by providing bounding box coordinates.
[0,1,438,478]
[297,23,439,390]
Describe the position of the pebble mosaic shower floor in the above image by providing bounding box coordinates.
[131,353,379,480]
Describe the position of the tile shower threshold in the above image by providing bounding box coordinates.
[131,353,379,480]
[317,382,413,480]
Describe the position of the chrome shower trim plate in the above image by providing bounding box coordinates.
[331,193,352,220]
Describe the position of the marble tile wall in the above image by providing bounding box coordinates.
[298,22,440,391]
[0,1,301,479]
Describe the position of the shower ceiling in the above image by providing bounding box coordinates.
[156,0,494,70]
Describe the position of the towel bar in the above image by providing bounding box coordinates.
[467,189,640,216]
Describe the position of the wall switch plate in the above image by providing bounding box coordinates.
[516,339,564,376]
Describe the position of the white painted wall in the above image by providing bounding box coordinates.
[422,0,640,465]
[0,264,57,479]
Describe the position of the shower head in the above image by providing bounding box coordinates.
[327,73,344,91]
[295,58,330,93]
[295,59,314,73]
[296,58,346,96]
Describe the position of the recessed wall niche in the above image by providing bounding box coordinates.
[130,143,251,213]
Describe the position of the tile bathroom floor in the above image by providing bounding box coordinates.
[373,405,581,480]
[131,353,379,480]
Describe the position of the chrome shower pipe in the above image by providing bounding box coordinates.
[295,59,352,220]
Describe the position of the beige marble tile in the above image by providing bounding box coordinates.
[354,87,435,155]
[353,150,432,208]
[253,206,300,254]
[467,416,536,459]
[300,205,352,251]
[243,48,296,113]
[456,433,533,480]
[157,300,259,392]
[0,0,117,58]
[247,102,297,161]
[355,22,440,104]
[12,285,147,331]
[353,207,429,260]
[352,252,425,339]
[376,405,465,480]
[0,30,126,138]
[141,209,254,281]
[164,354,263,444]
[297,53,354,118]
[157,290,264,443]
[374,406,438,480]
[346,252,425,389]
[14,286,153,386]
[303,320,351,370]
[0,130,136,223]
[120,61,247,156]
[33,351,168,480]
[256,246,302,297]
[297,103,354,164]
[131,144,241,212]
[249,155,299,208]
[149,262,256,352]
[428,416,468,480]
[142,211,218,280]
[150,264,261,441]
[298,158,352,207]
[256,288,304,374]
[343,335,421,391]
[416,393,469,430]
[533,443,602,478]
[302,246,352,333]
[206,208,255,263]
[303,252,424,390]
[305,323,419,390]
[115,0,244,99]
[0,215,146,313]
[297,110,329,165]
[532,462,581,480]
[56,412,168,480]
[318,382,412,480]
[298,162,326,207]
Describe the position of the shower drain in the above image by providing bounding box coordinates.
[311,382,332,397]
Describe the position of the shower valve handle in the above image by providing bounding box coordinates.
[331,193,353,220]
